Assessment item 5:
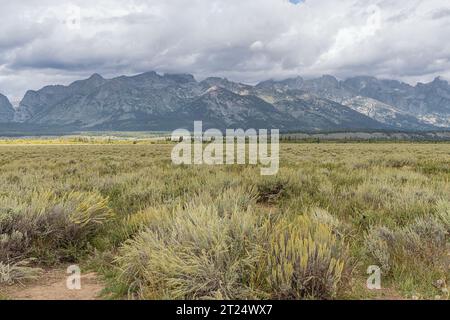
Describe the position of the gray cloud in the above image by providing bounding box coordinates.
[0,0,450,100]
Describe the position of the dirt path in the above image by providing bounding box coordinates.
[0,268,104,300]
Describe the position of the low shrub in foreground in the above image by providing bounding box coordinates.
[0,191,112,264]
[116,202,266,299]
[115,187,352,299]
[267,215,351,299]
[366,216,448,274]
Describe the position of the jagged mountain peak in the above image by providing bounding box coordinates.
[200,77,252,95]
[130,71,159,79]
[163,73,196,84]
[88,73,104,80]
[316,74,339,84]
[427,76,449,88]
[123,71,197,86]
[70,73,108,89]
[302,75,341,90]
[255,79,276,88]
[0,93,14,122]
[201,86,243,98]
[255,77,304,93]
[201,77,232,86]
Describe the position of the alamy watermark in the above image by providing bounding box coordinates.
[66,265,81,290]
[366,265,382,290]
[171,121,279,175]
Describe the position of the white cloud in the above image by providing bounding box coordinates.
[0,0,450,99]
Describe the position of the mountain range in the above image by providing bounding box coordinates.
[1,72,450,132]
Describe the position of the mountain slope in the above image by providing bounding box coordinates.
[179,86,296,130]
[15,72,202,129]
[273,95,391,131]
[256,75,449,130]
[250,84,389,131]
[7,72,450,132]
[13,72,387,131]
[14,74,107,123]
[342,96,436,130]
[0,94,14,122]
[343,76,450,127]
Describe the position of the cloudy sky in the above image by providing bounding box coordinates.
[1,0,450,101]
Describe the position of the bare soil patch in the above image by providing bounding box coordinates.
[0,268,104,300]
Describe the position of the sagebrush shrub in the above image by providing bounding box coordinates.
[366,216,448,273]
[116,197,266,299]
[365,226,395,272]
[0,190,112,263]
[399,216,447,262]
[267,215,350,299]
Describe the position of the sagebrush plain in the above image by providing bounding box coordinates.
[0,141,448,300]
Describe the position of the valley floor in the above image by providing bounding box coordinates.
[0,142,448,300]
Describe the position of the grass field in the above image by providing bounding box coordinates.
[0,142,448,300]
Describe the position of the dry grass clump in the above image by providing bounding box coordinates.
[267,214,351,299]
[0,190,112,263]
[308,207,344,233]
[0,260,43,285]
[436,200,450,231]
